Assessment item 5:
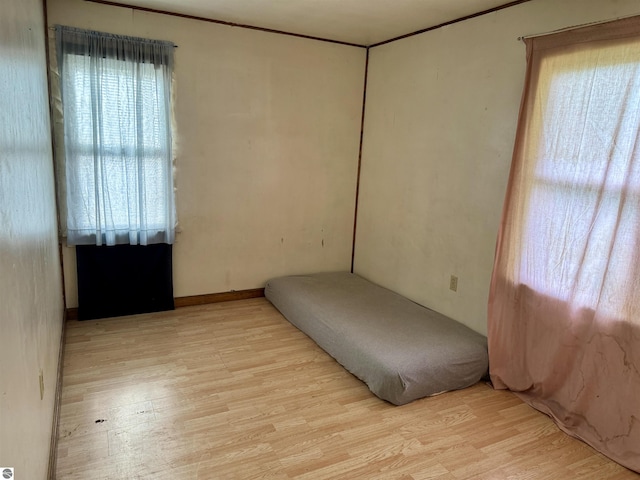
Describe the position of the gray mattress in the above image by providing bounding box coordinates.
[265,272,488,405]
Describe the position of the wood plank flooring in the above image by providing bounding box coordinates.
[55,298,639,479]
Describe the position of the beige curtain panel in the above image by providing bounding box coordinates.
[488,16,640,473]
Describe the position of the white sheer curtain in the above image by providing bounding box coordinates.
[55,26,176,246]
[488,17,640,473]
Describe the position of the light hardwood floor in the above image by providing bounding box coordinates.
[55,298,638,479]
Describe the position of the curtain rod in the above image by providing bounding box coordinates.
[517,13,640,41]
[47,26,178,47]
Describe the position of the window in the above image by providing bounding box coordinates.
[55,26,176,246]
[510,35,640,319]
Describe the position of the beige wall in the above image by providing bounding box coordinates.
[47,0,366,307]
[48,0,640,331]
[0,0,65,477]
[356,0,640,335]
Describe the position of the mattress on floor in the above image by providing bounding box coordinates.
[265,272,488,405]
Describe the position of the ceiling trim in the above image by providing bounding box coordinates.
[84,0,368,48]
[370,0,533,48]
[84,0,534,49]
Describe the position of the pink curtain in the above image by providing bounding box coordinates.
[488,16,640,473]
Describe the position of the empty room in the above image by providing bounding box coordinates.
[1,0,640,478]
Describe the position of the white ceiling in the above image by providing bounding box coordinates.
[105,0,521,46]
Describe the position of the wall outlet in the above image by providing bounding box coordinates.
[39,369,44,400]
[449,275,458,292]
